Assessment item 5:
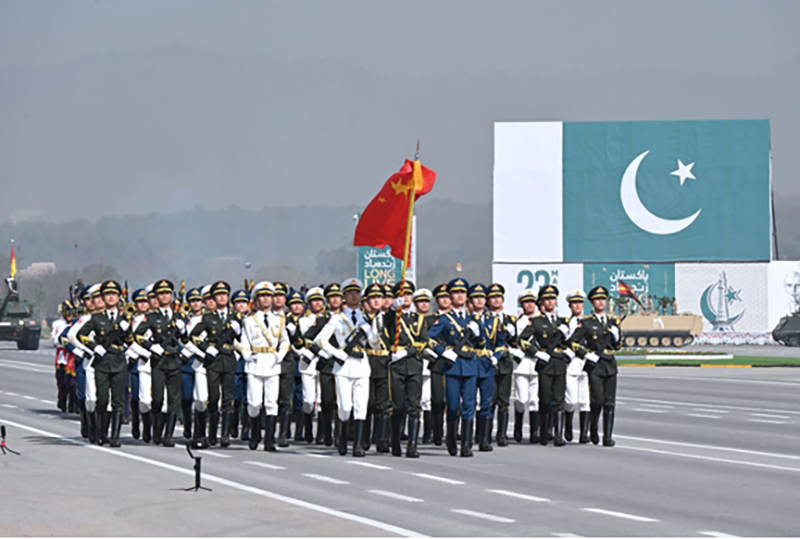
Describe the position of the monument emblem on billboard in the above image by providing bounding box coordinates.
[701,271,745,331]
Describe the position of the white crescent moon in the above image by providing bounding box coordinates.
[620,150,701,235]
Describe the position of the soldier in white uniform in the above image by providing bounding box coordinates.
[512,289,540,444]
[69,283,103,441]
[239,281,290,451]
[564,290,591,443]
[127,288,156,442]
[178,287,209,448]
[318,278,379,457]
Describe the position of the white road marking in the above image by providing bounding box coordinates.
[0,417,425,538]
[699,532,739,538]
[369,490,423,503]
[750,413,790,419]
[451,509,514,523]
[693,409,729,414]
[196,450,232,459]
[245,461,286,470]
[410,472,465,485]
[581,508,659,522]
[620,396,800,416]
[632,408,666,413]
[0,360,51,374]
[303,473,349,485]
[552,534,583,538]
[615,435,800,461]
[302,452,331,459]
[687,413,722,419]
[21,395,37,400]
[623,373,800,388]
[747,419,789,425]
[5,392,19,396]
[0,404,19,409]
[347,460,392,470]
[619,445,800,474]
[40,399,57,405]
[636,403,674,409]
[487,489,550,502]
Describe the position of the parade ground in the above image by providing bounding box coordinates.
[1,343,798,537]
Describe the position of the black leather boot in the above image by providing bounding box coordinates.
[220,412,232,447]
[391,413,403,457]
[513,410,524,443]
[564,411,574,442]
[129,405,139,440]
[316,413,325,445]
[96,410,108,445]
[337,420,348,456]
[579,411,590,444]
[193,410,209,449]
[554,411,566,446]
[433,412,443,446]
[323,413,333,446]
[294,409,305,442]
[230,401,241,439]
[406,416,420,458]
[539,410,549,446]
[603,408,616,447]
[422,411,433,444]
[446,420,458,456]
[475,415,485,447]
[278,408,290,447]
[79,403,89,439]
[163,412,177,447]
[352,420,366,457]
[142,411,152,443]
[400,412,409,441]
[264,415,277,451]
[101,410,111,445]
[376,414,390,453]
[529,411,539,444]
[208,410,219,446]
[497,410,509,447]
[248,415,261,450]
[488,407,496,443]
[182,402,193,440]
[87,411,97,444]
[479,416,493,452]
[362,411,373,452]
[460,419,474,457]
[590,407,600,445]
[109,411,122,448]
[152,411,163,445]
[304,413,314,443]
[241,409,251,441]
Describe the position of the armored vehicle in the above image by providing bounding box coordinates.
[772,314,800,347]
[0,278,41,350]
[621,313,704,348]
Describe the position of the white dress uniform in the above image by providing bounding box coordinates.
[513,313,539,413]
[295,312,321,415]
[565,315,590,413]
[69,313,97,412]
[130,312,155,413]
[239,310,290,418]
[318,306,375,422]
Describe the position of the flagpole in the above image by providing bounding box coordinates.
[393,142,420,353]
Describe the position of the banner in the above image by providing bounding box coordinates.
[494,120,772,263]
[358,246,403,285]
[584,263,676,315]
[492,263,584,313]
[767,261,800,330]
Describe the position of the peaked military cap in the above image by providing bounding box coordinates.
[145,283,155,298]
[538,284,559,301]
[231,289,250,303]
[306,287,325,302]
[447,278,469,294]
[382,283,395,298]
[287,289,305,305]
[432,284,449,299]
[201,285,212,300]
[488,283,505,298]
[154,279,174,294]
[100,280,122,296]
[341,278,364,294]
[273,282,288,296]
[392,280,415,297]
[186,287,202,302]
[469,283,487,298]
[364,283,385,299]
[567,289,587,303]
[588,286,609,301]
[252,281,275,297]
[211,280,231,295]
[518,289,537,303]
[132,288,149,303]
[89,284,103,298]
[80,286,92,300]
[413,288,432,302]
[324,283,343,298]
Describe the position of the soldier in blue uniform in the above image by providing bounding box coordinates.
[429,278,483,457]
[179,288,202,440]
[231,289,251,441]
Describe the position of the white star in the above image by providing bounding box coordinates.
[670,159,696,186]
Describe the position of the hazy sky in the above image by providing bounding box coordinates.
[1,1,798,222]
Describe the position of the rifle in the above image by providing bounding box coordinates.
[342,326,367,360]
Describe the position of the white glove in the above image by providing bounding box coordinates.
[175,319,186,333]
[490,356,498,367]
[559,324,570,337]
[319,349,331,359]
[510,347,525,360]
[119,320,130,332]
[301,348,314,361]
[505,323,516,336]
[609,326,620,341]
[534,350,550,362]
[181,346,193,359]
[332,349,349,361]
[468,321,481,337]
[423,347,438,360]
[230,320,241,334]
[286,322,297,335]
[206,345,219,357]
[564,347,576,359]
[94,344,107,357]
[392,297,405,311]
[391,349,408,362]
[73,347,85,359]
[442,349,458,362]
[585,352,600,363]
[359,323,373,339]
[125,348,137,360]
[150,343,165,356]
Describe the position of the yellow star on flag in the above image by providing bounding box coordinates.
[391,178,412,198]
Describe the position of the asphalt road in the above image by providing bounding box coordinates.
[1,343,799,537]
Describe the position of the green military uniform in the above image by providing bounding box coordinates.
[316,283,340,446]
[363,283,391,453]
[427,284,449,446]
[279,286,301,447]
[487,284,516,447]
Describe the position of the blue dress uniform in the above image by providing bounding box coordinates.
[429,278,481,457]
[231,289,250,441]
[179,288,202,441]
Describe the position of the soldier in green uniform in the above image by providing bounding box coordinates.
[280,289,306,446]
[428,283,450,446]
[272,283,296,446]
[362,283,390,452]
[317,283,341,446]
[411,288,435,444]
[487,283,519,447]
[567,286,622,446]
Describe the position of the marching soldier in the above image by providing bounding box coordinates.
[293,286,328,443]
[411,288,435,444]
[231,289,252,440]
[70,284,104,442]
[363,283,391,453]
[190,281,241,447]
[64,287,94,440]
[239,281,289,451]
[382,280,427,457]
[486,283,519,447]
[179,288,205,445]
[272,283,296,446]
[429,278,482,457]
[512,289,540,444]
[564,290,590,443]
[428,284,450,446]
[519,285,570,447]
[468,284,502,452]
[567,286,622,446]
[52,302,72,412]
[315,283,341,446]
[76,280,130,447]
[318,278,377,457]
[281,289,307,446]
[186,285,214,448]
[126,289,154,441]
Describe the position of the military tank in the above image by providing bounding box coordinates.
[0,278,41,350]
[620,313,704,348]
[771,313,800,347]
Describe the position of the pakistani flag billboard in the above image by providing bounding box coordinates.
[494,120,771,263]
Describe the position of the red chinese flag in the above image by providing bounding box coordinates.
[618,280,644,307]
[354,159,437,260]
